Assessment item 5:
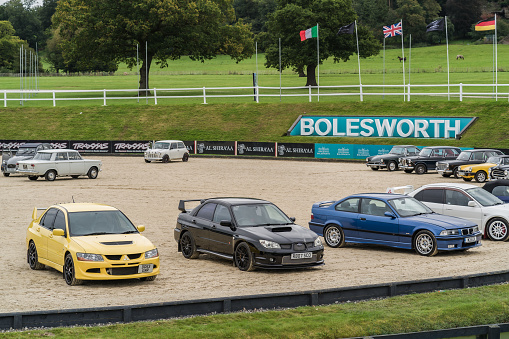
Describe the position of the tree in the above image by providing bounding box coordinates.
[353,0,390,38]
[0,20,26,72]
[0,0,42,47]
[445,0,482,38]
[52,0,254,95]
[233,0,277,35]
[265,0,380,86]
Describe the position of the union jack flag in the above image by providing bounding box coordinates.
[383,22,402,38]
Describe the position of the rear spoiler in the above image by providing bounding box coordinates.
[318,201,336,208]
[178,199,203,213]
[32,207,47,221]
[386,185,414,195]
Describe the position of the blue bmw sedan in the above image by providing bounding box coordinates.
[309,193,481,256]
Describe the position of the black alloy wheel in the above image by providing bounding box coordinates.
[27,242,45,270]
[182,153,189,162]
[64,254,83,286]
[415,164,427,175]
[234,242,255,272]
[180,232,199,259]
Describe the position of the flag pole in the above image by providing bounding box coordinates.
[383,37,385,99]
[279,37,281,102]
[355,20,362,101]
[495,14,498,101]
[317,23,320,102]
[400,19,405,101]
[408,34,411,101]
[445,16,450,100]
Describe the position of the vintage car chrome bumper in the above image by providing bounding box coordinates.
[366,161,386,169]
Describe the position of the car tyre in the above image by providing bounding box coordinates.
[87,167,98,179]
[64,253,83,286]
[27,242,45,270]
[234,242,255,272]
[404,169,413,173]
[415,164,427,175]
[462,177,473,182]
[413,230,438,256]
[452,167,460,179]
[144,159,151,163]
[28,176,38,181]
[180,232,199,259]
[162,154,170,163]
[3,173,9,177]
[45,170,57,181]
[324,224,345,248]
[182,153,189,162]
[71,175,80,179]
[370,167,379,171]
[486,218,509,241]
[474,170,487,183]
[441,173,451,178]
[387,161,397,171]
[140,275,157,281]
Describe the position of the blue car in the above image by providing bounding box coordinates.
[309,193,482,256]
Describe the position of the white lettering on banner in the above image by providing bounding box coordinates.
[301,118,314,135]
[445,120,460,138]
[414,120,429,138]
[375,119,397,137]
[396,119,413,138]
[73,143,109,150]
[360,119,374,137]
[333,119,345,136]
[315,118,332,136]
[347,119,360,136]
[429,120,444,137]
[114,143,148,150]
[51,143,68,149]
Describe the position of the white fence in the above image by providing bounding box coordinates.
[5,83,509,107]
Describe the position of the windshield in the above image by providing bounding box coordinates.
[486,156,501,164]
[465,187,503,207]
[388,197,433,217]
[456,152,471,161]
[16,147,37,156]
[419,148,432,157]
[33,152,52,161]
[154,142,169,149]
[232,203,291,227]
[502,158,509,166]
[389,147,405,155]
[68,210,138,236]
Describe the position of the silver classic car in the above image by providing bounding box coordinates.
[16,149,102,181]
[144,140,189,163]
[2,143,53,177]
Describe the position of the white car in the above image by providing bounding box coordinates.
[408,183,509,241]
[16,149,102,181]
[144,140,189,163]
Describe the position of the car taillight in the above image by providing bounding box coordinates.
[311,214,314,220]
[31,164,35,167]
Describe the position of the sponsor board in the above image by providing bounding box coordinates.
[315,144,403,160]
[288,116,477,139]
[70,141,110,153]
[0,140,70,151]
[276,143,315,158]
[183,141,195,154]
[237,142,275,157]
[112,141,150,153]
[196,141,235,155]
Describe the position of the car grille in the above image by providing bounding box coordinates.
[7,164,15,168]
[280,242,315,250]
[106,267,139,275]
[436,163,448,171]
[461,227,477,236]
[491,168,507,179]
[104,253,142,261]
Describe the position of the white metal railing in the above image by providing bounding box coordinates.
[5,83,509,107]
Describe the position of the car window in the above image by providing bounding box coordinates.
[177,142,185,149]
[68,210,138,236]
[432,149,444,157]
[68,152,82,160]
[41,208,58,229]
[360,198,391,217]
[56,152,68,161]
[196,203,217,221]
[388,197,433,217]
[33,152,52,161]
[335,198,360,213]
[414,189,444,204]
[53,210,66,231]
[503,158,509,165]
[492,186,509,197]
[456,152,471,161]
[408,147,420,154]
[471,152,485,161]
[445,189,471,207]
[444,149,456,157]
[170,142,177,150]
[231,203,290,226]
[419,148,432,157]
[466,187,503,207]
[213,204,232,223]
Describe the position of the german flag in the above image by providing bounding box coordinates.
[475,18,495,31]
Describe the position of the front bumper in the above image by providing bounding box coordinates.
[73,255,160,281]
[366,162,386,169]
[436,234,482,251]
[437,169,453,175]
[400,164,414,170]
[457,170,474,179]
[253,249,325,269]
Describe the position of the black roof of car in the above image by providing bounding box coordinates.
[483,179,509,193]
[421,146,460,149]
[202,197,271,206]
[463,149,502,152]
[19,143,46,148]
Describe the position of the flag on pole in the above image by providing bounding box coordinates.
[475,18,495,31]
[426,18,445,32]
[337,22,355,35]
[300,25,318,41]
[383,22,402,38]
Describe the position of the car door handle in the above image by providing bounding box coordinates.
[192,219,196,224]
[211,225,216,229]
[360,217,366,221]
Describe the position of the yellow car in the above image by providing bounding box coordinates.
[26,203,160,285]
[458,155,509,183]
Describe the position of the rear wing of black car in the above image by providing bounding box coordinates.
[178,199,203,213]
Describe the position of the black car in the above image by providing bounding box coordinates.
[490,163,509,180]
[366,145,420,171]
[1,142,53,177]
[399,146,461,175]
[483,179,509,203]
[436,149,503,178]
[174,198,324,271]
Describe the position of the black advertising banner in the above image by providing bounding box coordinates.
[70,141,111,153]
[277,142,315,158]
[237,141,275,157]
[112,140,149,153]
[0,140,70,151]
[183,141,195,154]
[196,141,235,155]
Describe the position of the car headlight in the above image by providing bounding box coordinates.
[473,226,479,233]
[314,237,322,247]
[76,252,104,261]
[440,230,460,236]
[505,170,508,176]
[436,162,439,167]
[145,248,159,259]
[466,167,472,172]
[366,157,369,162]
[259,240,281,249]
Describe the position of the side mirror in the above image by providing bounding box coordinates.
[468,201,477,208]
[220,220,232,227]
[52,229,65,237]
[289,217,296,223]
[384,211,396,219]
[137,225,145,232]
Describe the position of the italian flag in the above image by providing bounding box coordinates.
[300,25,318,41]
[475,19,495,31]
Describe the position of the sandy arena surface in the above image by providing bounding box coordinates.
[2,156,509,313]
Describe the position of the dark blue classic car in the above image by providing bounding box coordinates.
[309,193,481,256]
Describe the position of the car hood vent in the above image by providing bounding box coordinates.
[268,226,293,232]
[99,241,133,245]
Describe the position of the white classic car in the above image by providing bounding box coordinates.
[408,183,509,241]
[144,140,189,163]
[16,149,102,181]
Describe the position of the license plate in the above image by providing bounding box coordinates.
[291,252,312,260]
[138,264,153,273]
[465,236,477,243]
[23,164,27,169]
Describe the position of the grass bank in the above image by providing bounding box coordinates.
[1,101,508,148]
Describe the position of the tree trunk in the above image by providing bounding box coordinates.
[139,51,153,96]
[305,65,317,86]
